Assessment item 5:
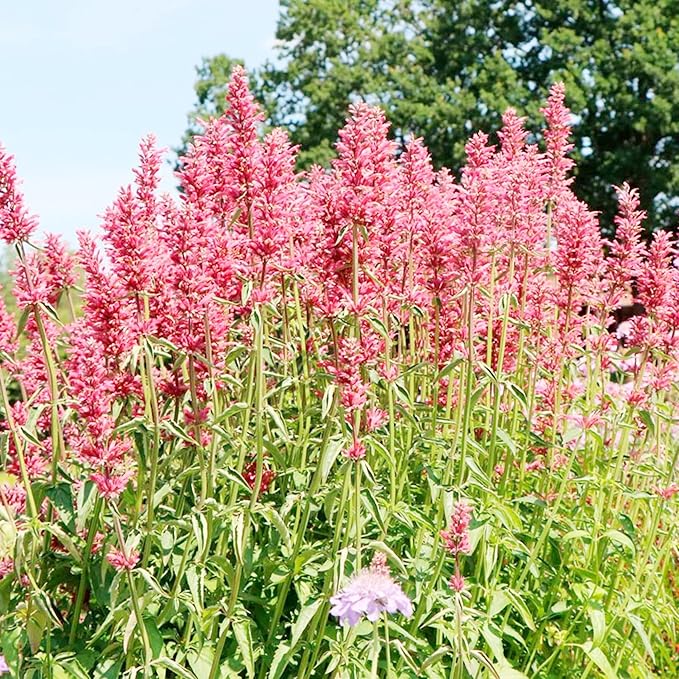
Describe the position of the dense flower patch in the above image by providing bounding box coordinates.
[0,68,677,677]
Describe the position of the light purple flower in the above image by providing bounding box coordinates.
[330,553,412,627]
[0,655,9,675]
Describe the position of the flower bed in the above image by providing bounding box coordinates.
[0,69,677,677]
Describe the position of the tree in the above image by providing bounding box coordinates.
[183,0,679,234]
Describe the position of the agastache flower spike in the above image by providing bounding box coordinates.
[441,501,472,556]
[0,144,38,243]
[441,500,473,594]
[106,546,140,572]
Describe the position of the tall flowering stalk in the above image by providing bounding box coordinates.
[441,500,473,593]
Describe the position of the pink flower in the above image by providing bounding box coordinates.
[0,557,13,579]
[90,470,133,499]
[0,144,38,243]
[540,82,574,199]
[107,547,140,572]
[365,407,387,431]
[243,459,276,494]
[330,553,412,627]
[344,440,366,461]
[449,572,465,593]
[655,483,679,501]
[441,501,472,556]
[525,459,545,473]
[0,655,9,674]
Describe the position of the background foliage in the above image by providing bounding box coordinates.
[183,0,679,235]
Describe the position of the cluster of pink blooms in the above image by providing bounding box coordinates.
[243,457,276,494]
[0,67,677,581]
[106,547,141,572]
[441,501,473,593]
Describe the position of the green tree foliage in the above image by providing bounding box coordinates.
[184,0,679,233]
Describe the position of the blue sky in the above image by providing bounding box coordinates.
[0,0,279,244]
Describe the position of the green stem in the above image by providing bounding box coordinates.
[69,495,103,645]
[370,621,381,679]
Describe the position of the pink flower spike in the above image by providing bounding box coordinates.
[107,547,140,572]
[449,571,465,593]
[0,557,13,579]
[90,470,133,499]
[441,501,472,556]
[0,144,38,243]
[655,483,679,501]
[344,440,366,461]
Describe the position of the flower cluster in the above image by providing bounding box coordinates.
[441,501,473,593]
[330,552,412,626]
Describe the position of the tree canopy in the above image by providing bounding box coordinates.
[183,0,679,234]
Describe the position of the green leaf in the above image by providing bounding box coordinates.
[26,609,47,654]
[436,357,463,381]
[232,511,246,565]
[588,606,606,646]
[45,483,75,531]
[15,306,31,337]
[53,664,77,679]
[481,622,506,662]
[422,646,452,670]
[290,598,322,650]
[266,642,291,679]
[152,657,198,679]
[144,617,164,660]
[361,489,386,535]
[233,618,256,679]
[75,480,97,533]
[603,529,635,555]
[618,513,636,541]
[392,639,419,674]
[219,467,253,494]
[488,590,510,618]
[187,645,216,678]
[628,614,655,663]
[468,651,501,678]
[321,438,343,484]
[495,662,529,679]
[580,641,618,679]
[93,658,124,679]
[505,589,536,631]
[256,505,292,550]
[44,524,81,561]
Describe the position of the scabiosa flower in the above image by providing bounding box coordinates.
[0,655,8,674]
[106,547,140,572]
[330,552,412,627]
